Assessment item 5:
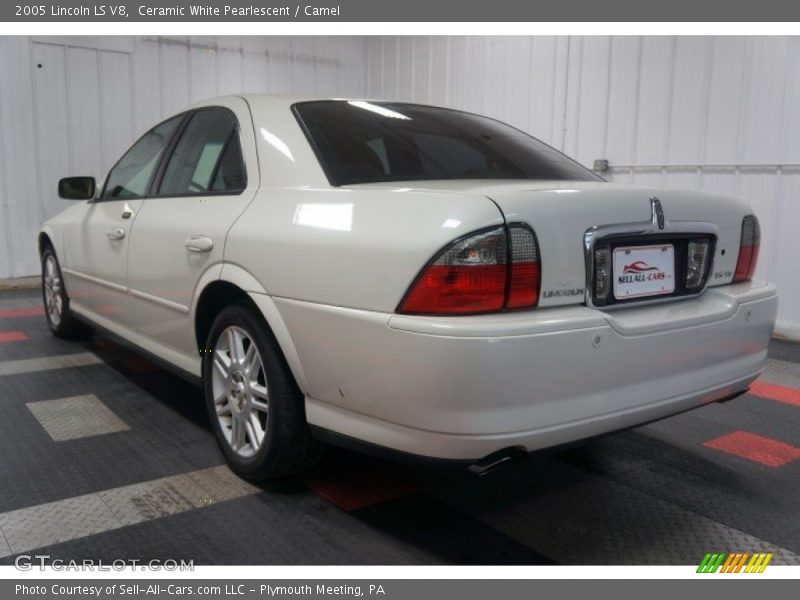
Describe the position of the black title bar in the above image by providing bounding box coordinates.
[4,0,800,22]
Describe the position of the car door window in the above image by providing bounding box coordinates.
[102,114,183,200]
[157,108,246,196]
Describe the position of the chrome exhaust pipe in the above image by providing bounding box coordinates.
[467,448,526,477]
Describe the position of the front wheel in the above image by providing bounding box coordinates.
[203,303,322,481]
[41,247,89,339]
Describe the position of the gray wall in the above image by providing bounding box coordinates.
[366,36,800,338]
[0,35,368,278]
[1,35,798,337]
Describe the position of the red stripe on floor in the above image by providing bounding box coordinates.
[703,431,800,467]
[304,460,417,512]
[0,331,28,343]
[0,307,44,318]
[750,380,800,408]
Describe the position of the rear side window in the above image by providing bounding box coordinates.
[157,108,246,196]
[102,114,183,199]
[293,100,602,186]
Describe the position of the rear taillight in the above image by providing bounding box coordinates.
[685,240,711,290]
[733,215,760,283]
[593,244,611,301]
[398,224,540,315]
[507,225,540,309]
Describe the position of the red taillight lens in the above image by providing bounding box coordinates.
[733,215,760,283]
[398,224,541,315]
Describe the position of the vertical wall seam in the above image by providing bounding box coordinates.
[571,37,584,159]
[629,36,644,184]
[157,37,165,118]
[427,36,434,104]
[767,38,794,283]
[560,36,571,151]
[697,37,715,190]
[601,36,613,161]
[662,36,677,187]
[733,37,752,195]
[28,38,47,264]
[63,47,74,177]
[96,48,106,173]
[0,80,17,275]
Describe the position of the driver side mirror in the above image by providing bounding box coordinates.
[58,176,96,200]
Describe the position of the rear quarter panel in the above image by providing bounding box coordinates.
[223,187,504,312]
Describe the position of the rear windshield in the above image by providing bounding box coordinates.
[293,100,602,186]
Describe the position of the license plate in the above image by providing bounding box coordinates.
[613,244,675,300]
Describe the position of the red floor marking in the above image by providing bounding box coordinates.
[303,461,417,512]
[703,431,800,467]
[0,331,28,343]
[0,307,44,318]
[750,380,800,408]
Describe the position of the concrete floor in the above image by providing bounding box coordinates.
[0,287,798,565]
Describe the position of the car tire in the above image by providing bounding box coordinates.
[41,246,90,339]
[203,303,323,481]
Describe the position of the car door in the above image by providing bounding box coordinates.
[125,99,259,362]
[62,114,184,323]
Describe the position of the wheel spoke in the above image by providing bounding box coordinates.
[213,349,232,377]
[228,328,244,364]
[243,342,258,374]
[230,418,245,450]
[214,389,231,415]
[250,397,269,414]
[245,414,263,449]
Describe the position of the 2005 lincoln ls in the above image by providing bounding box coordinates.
[40,96,778,480]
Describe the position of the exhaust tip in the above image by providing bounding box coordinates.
[468,447,527,477]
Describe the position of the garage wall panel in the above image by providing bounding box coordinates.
[368,35,800,337]
[0,38,39,278]
[2,35,798,336]
[0,35,369,280]
[570,36,611,167]
[33,44,71,228]
[0,86,11,279]
[99,51,134,176]
[159,37,191,117]
[605,37,642,166]
[64,47,102,177]
[667,37,711,165]
[703,38,747,165]
[783,39,800,162]
[130,39,162,137]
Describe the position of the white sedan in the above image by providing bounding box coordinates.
[40,95,778,480]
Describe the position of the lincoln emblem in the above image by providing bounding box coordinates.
[651,197,665,230]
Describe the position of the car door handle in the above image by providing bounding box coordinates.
[106,228,126,241]
[121,202,135,220]
[184,235,214,253]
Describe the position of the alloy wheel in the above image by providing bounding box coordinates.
[210,326,270,458]
[43,254,63,327]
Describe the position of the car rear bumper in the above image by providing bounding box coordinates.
[270,280,778,460]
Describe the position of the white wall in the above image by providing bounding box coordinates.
[366,36,800,338]
[1,35,798,337]
[0,35,368,280]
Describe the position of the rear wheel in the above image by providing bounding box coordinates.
[203,303,322,480]
[41,247,89,339]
